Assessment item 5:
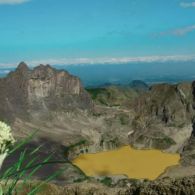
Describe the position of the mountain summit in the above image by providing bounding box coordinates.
[0,62,93,122]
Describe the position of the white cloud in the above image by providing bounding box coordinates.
[155,25,195,37]
[1,55,195,67]
[0,0,30,5]
[21,55,195,66]
[180,2,195,8]
[170,25,195,36]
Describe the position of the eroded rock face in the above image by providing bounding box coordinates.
[0,62,93,122]
[129,83,195,151]
[181,81,195,165]
[134,83,194,126]
[181,123,195,166]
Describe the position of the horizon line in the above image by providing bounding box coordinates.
[1,54,195,68]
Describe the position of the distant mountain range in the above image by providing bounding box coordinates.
[1,61,195,87]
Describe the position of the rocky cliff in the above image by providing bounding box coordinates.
[0,62,95,185]
[0,62,93,123]
[88,82,195,153]
[181,81,195,165]
[133,83,194,126]
[2,64,195,190]
[129,82,195,152]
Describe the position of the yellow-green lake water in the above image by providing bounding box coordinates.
[72,146,180,180]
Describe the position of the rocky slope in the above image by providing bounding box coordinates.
[88,81,195,167]
[15,176,195,195]
[0,62,102,150]
[129,83,195,153]
[133,82,194,126]
[6,63,194,156]
[1,63,133,183]
[2,63,195,192]
[0,62,92,123]
[180,82,195,166]
[0,62,96,183]
[88,82,195,153]
[87,86,140,108]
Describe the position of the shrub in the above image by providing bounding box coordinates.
[100,177,112,187]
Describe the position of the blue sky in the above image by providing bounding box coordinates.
[0,0,195,66]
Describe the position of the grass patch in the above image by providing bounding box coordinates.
[0,131,68,195]
[86,88,107,99]
[68,139,88,149]
[118,114,129,125]
[100,177,112,187]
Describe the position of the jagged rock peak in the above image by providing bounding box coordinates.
[0,62,93,122]
[16,61,29,72]
[31,64,57,78]
[33,64,53,70]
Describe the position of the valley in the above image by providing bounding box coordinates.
[1,62,195,194]
[2,0,195,193]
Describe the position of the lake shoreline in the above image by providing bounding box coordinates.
[72,145,180,180]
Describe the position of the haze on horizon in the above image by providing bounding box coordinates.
[1,61,195,87]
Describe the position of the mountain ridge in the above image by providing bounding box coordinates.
[1,62,195,193]
[0,62,93,123]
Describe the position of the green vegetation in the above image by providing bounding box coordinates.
[100,137,120,148]
[64,139,89,157]
[116,178,139,187]
[110,137,119,146]
[68,139,88,149]
[136,135,146,143]
[86,86,138,107]
[73,177,88,183]
[136,133,176,150]
[86,88,108,100]
[152,132,176,148]
[0,131,67,195]
[153,137,176,150]
[92,113,102,117]
[100,177,112,187]
[167,122,186,128]
[100,138,104,147]
[118,113,129,125]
